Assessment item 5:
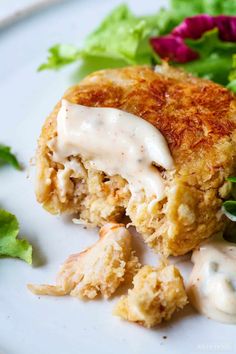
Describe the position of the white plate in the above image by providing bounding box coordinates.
[0,1,235,354]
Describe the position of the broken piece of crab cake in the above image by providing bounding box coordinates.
[113,263,188,328]
[36,65,236,256]
[28,223,140,299]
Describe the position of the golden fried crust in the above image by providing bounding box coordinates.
[39,65,236,176]
[64,66,236,158]
[36,65,236,256]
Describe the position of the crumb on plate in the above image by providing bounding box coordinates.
[113,263,188,328]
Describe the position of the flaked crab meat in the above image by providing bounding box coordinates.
[28,223,140,299]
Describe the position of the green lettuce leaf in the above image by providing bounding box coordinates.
[170,0,236,26]
[227,54,236,92]
[38,0,236,83]
[227,79,236,93]
[186,29,236,56]
[0,144,21,170]
[222,200,236,222]
[222,176,236,222]
[181,29,236,85]
[165,0,203,33]
[39,4,161,71]
[227,176,236,183]
[80,4,159,64]
[0,209,32,264]
[196,0,236,16]
[155,0,236,36]
[38,44,80,71]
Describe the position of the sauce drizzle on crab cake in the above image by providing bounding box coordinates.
[52,99,173,201]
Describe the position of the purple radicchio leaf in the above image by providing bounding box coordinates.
[172,14,236,42]
[150,15,236,64]
[215,15,236,42]
[172,14,215,40]
[150,35,199,63]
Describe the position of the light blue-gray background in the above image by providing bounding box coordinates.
[0,1,234,354]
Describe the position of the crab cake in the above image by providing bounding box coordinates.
[36,64,236,256]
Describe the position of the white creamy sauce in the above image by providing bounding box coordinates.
[188,236,236,324]
[52,99,173,201]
